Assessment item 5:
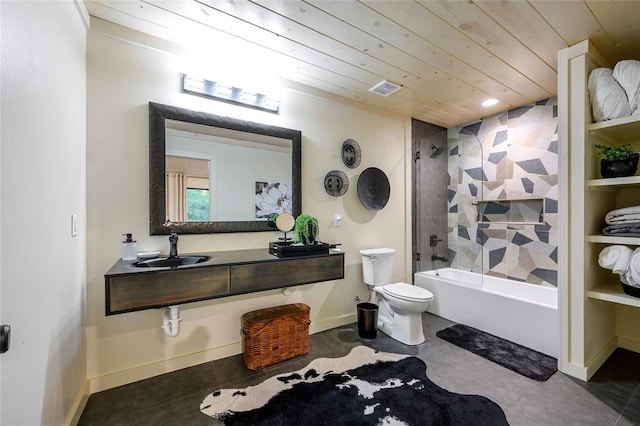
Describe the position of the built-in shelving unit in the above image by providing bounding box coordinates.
[560,39,640,382]
[587,235,640,245]
[587,283,640,308]
[585,115,640,305]
[587,175,640,189]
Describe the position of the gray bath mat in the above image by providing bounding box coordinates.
[436,324,557,381]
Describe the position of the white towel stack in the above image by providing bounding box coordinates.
[598,245,640,288]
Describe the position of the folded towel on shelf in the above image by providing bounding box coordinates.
[624,248,640,288]
[602,222,640,237]
[598,245,633,274]
[605,206,640,224]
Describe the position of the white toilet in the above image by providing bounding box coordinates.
[360,248,434,345]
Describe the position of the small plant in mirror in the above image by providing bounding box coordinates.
[294,214,319,245]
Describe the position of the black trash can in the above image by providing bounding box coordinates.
[357,303,379,339]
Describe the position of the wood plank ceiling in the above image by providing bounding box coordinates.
[87,0,640,128]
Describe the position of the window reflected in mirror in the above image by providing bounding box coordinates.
[165,155,210,222]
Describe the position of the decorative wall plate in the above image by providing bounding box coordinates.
[341,139,361,169]
[357,167,390,211]
[324,170,349,196]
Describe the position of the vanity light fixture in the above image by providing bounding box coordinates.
[482,98,499,107]
[181,74,280,113]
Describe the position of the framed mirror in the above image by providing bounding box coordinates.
[149,102,302,234]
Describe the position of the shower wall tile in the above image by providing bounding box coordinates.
[452,226,483,273]
[447,98,558,287]
[480,227,508,277]
[505,229,558,287]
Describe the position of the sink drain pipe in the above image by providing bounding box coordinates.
[161,305,181,337]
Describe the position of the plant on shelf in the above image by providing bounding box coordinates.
[594,143,640,178]
[294,214,319,245]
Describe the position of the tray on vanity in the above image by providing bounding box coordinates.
[269,241,331,257]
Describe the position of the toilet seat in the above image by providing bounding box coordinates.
[383,282,434,302]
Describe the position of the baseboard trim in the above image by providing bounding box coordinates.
[88,314,356,394]
[558,337,618,382]
[89,340,242,394]
[558,361,589,381]
[618,336,640,353]
[310,313,356,334]
[65,379,90,426]
[585,337,618,380]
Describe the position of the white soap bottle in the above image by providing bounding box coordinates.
[122,233,137,261]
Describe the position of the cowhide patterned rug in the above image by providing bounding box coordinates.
[200,346,509,425]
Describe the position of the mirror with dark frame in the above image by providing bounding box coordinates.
[149,102,302,234]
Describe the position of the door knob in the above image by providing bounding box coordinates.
[0,324,10,354]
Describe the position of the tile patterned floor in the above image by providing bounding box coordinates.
[79,313,640,425]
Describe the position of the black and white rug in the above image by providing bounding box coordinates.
[436,324,557,381]
[200,346,509,425]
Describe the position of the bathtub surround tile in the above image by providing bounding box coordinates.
[448,98,558,281]
[506,229,558,287]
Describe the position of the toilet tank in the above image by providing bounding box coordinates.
[360,248,395,286]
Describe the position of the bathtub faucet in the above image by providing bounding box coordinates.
[431,254,448,263]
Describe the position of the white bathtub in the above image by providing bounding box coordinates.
[415,268,558,357]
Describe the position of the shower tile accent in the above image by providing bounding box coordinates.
[477,198,544,224]
[448,98,558,287]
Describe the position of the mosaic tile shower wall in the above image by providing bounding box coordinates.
[447,98,558,287]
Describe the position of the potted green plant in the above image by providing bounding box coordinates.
[594,143,640,178]
[294,214,319,245]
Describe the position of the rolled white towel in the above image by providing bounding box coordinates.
[613,60,640,115]
[588,67,632,122]
[624,248,640,287]
[598,245,633,274]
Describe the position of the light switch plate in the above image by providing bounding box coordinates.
[71,213,78,237]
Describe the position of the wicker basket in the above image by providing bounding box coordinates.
[242,303,310,370]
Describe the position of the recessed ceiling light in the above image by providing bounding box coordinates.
[482,98,499,107]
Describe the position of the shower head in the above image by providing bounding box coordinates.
[430,145,444,158]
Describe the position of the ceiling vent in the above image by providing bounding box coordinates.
[369,80,403,97]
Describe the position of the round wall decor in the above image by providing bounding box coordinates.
[324,170,349,196]
[341,139,361,169]
[357,167,390,211]
[275,212,295,232]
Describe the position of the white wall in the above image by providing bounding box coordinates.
[0,1,87,424]
[86,20,409,390]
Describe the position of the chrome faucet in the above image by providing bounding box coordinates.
[169,233,179,259]
[431,254,448,263]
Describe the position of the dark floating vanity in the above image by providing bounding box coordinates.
[104,249,345,315]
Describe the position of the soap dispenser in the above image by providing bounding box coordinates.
[122,233,137,261]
